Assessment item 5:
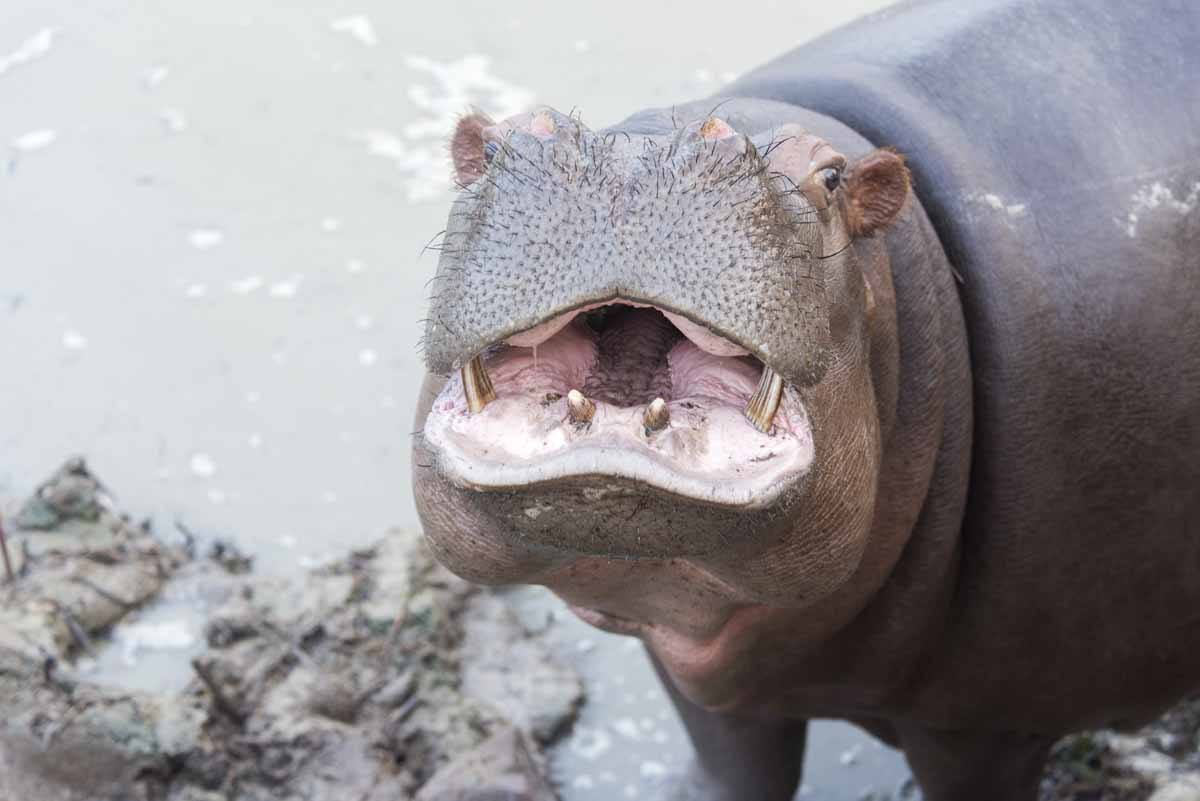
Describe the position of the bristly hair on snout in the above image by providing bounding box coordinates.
[421,107,835,392]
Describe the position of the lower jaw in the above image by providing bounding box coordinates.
[421,465,809,562]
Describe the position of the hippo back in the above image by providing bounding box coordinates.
[729,0,1200,720]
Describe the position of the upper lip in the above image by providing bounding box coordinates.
[441,292,777,377]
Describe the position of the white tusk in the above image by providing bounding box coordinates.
[462,356,496,413]
[744,367,783,433]
[643,397,670,435]
[567,389,595,425]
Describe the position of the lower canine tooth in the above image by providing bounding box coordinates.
[643,397,669,434]
[462,356,496,413]
[745,367,784,433]
[567,389,595,425]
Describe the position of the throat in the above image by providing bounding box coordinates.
[583,307,681,406]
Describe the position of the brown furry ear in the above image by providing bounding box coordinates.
[450,111,495,186]
[842,149,910,237]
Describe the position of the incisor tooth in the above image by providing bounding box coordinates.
[643,397,669,435]
[567,389,595,425]
[745,367,784,433]
[462,356,496,413]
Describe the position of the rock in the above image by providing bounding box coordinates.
[416,726,559,801]
[0,460,185,663]
[14,457,106,530]
[206,539,253,575]
[460,592,585,743]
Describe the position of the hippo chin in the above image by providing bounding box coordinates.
[414,1,1200,798]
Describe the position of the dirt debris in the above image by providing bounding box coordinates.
[0,460,583,801]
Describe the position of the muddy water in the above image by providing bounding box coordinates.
[0,0,908,797]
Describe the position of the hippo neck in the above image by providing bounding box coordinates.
[835,183,974,702]
[751,161,974,715]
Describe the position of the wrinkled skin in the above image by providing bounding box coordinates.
[413,2,1200,797]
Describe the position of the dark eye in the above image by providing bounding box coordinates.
[820,166,842,192]
[484,141,499,162]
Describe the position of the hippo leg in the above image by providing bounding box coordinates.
[897,725,1053,801]
[649,652,805,801]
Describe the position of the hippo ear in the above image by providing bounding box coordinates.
[449,110,496,186]
[842,149,910,237]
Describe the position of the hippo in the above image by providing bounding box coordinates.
[412,0,1200,797]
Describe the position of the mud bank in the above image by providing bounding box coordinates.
[0,460,582,801]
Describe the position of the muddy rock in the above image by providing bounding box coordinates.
[415,726,558,801]
[0,458,186,662]
[1038,709,1200,801]
[0,460,582,801]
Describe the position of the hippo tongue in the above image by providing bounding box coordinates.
[581,307,679,406]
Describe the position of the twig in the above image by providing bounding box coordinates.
[0,512,13,583]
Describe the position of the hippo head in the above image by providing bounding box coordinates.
[414,106,909,703]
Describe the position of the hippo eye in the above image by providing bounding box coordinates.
[484,141,500,162]
[820,166,842,192]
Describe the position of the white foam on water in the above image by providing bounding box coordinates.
[0,28,55,77]
[159,107,187,133]
[188,229,224,250]
[353,53,534,202]
[230,275,263,295]
[184,283,207,298]
[358,348,378,366]
[330,14,379,47]
[11,129,57,151]
[354,313,373,330]
[298,551,339,570]
[355,129,406,159]
[320,216,341,232]
[345,258,366,274]
[143,64,169,89]
[118,619,196,667]
[189,452,216,477]
[62,329,88,350]
[268,275,302,298]
[569,726,613,761]
[612,718,643,741]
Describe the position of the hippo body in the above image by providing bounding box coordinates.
[413,1,1200,798]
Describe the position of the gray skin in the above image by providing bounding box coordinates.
[413,1,1200,798]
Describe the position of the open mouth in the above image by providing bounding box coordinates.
[422,300,814,507]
